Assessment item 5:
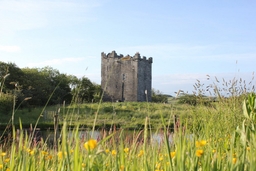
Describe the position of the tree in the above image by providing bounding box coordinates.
[0,61,100,108]
[0,62,24,93]
[92,84,102,102]
[77,77,95,103]
[21,67,75,106]
[0,62,24,113]
[0,93,13,115]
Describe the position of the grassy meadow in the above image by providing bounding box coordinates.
[0,100,182,129]
[1,83,256,170]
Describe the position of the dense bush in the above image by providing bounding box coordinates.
[177,94,198,105]
[151,89,168,103]
[0,93,13,114]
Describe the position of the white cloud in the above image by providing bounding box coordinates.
[0,45,21,52]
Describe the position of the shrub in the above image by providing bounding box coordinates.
[151,89,168,103]
[177,94,198,106]
[0,93,13,115]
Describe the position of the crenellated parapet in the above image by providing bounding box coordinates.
[101,51,153,63]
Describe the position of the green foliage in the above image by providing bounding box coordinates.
[0,62,24,92]
[243,93,256,122]
[0,61,103,107]
[237,93,256,146]
[92,84,102,103]
[177,94,214,106]
[0,93,13,115]
[21,66,74,106]
[151,88,168,103]
[73,77,102,103]
[177,94,198,106]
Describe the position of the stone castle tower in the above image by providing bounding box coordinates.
[101,51,153,102]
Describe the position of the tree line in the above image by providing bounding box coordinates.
[0,61,101,114]
[0,61,170,114]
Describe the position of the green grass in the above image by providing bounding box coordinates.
[0,101,183,130]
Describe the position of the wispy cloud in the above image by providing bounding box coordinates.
[0,0,101,33]
[154,73,208,86]
[116,44,217,58]
[27,57,86,67]
[0,45,21,52]
[153,72,256,95]
[116,43,256,61]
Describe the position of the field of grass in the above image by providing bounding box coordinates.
[1,91,256,170]
[0,101,186,130]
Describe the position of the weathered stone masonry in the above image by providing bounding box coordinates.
[101,51,153,102]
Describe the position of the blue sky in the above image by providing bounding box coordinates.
[1,0,256,96]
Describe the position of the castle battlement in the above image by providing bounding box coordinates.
[101,51,153,63]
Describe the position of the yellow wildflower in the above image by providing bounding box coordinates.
[58,151,63,159]
[6,168,10,171]
[137,150,144,157]
[124,147,129,154]
[26,148,34,155]
[170,151,176,158]
[29,150,35,155]
[111,150,117,156]
[82,163,86,167]
[0,164,3,169]
[1,152,6,156]
[247,147,250,151]
[196,140,207,148]
[233,158,237,164]
[105,149,110,153]
[41,151,48,156]
[155,162,161,169]
[84,139,97,151]
[120,165,125,171]
[158,153,164,161]
[47,155,53,160]
[4,158,10,163]
[196,149,204,157]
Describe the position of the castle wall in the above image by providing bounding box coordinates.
[137,57,153,101]
[101,51,123,101]
[101,51,152,102]
[120,57,138,101]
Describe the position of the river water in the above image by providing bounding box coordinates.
[1,128,176,147]
[41,129,175,146]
